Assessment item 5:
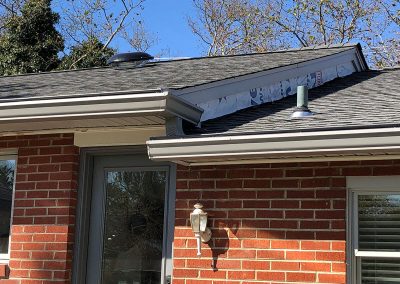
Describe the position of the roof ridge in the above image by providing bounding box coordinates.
[263,43,358,53]
[152,43,358,64]
[0,65,111,79]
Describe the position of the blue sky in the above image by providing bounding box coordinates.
[122,0,203,57]
[52,0,204,58]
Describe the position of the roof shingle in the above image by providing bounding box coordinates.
[0,45,354,101]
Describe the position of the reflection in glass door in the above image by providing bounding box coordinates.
[101,170,167,284]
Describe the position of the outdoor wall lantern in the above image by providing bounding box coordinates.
[190,203,212,256]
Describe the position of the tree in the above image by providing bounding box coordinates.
[189,0,400,67]
[369,0,400,68]
[264,0,381,47]
[0,0,64,75]
[54,0,153,69]
[58,36,115,70]
[121,20,155,53]
[0,0,23,32]
[0,0,154,72]
[189,0,284,56]
[264,0,399,67]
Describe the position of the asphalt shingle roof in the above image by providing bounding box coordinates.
[0,45,355,100]
[184,68,400,135]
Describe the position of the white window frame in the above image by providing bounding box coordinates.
[347,176,400,284]
[0,155,17,263]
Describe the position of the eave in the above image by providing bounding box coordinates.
[0,90,203,134]
[147,127,400,165]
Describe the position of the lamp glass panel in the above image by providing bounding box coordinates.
[199,214,207,232]
[190,214,200,233]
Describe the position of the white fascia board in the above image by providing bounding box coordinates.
[0,90,203,125]
[173,48,364,104]
[147,127,400,165]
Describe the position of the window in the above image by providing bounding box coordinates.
[0,158,16,261]
[348,177,400,284]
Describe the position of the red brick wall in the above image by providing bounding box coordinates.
[0,134,79,284]
[173,160,399,284]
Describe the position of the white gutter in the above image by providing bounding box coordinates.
[0,90,203,125]
[147,127,400,165]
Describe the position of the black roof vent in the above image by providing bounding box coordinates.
[107,52,154,69]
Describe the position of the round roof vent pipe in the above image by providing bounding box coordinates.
[291,86,313,118]
[107,52,154,69]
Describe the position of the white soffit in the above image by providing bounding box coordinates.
[0,115,165,136]
[174,47,366,121]
[147,128,400,166]
[74,127,165,147]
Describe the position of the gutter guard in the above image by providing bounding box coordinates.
[0,90,203,125]
[147,127,400,165]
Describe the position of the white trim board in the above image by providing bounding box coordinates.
[347,176,400,190]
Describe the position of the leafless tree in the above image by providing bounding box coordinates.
[264,0,383,46]
[190,0,400,67]
[370,0,400,67]
[121,20,155,52]
[54,0,153,68]
[188,0,286,56]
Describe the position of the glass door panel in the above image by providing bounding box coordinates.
[101,170,167,284]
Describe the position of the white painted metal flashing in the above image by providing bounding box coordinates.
[147,127,400,165]
[0,90,203,126]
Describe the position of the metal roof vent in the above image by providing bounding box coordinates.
[107,52,154,69]
[291,86,313,118]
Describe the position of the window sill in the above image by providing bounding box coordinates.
[355,250,400,258]
[0,259,9,264]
